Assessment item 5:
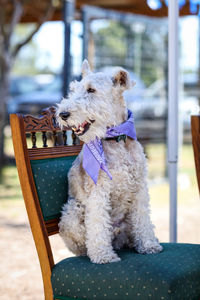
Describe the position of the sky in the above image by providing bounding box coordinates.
[180,16,199,71]
[33,21,82,74]
[32,15,199,74]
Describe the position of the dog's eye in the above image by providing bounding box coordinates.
[87,87,96,93]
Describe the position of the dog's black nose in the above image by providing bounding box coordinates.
[59,112,71,120]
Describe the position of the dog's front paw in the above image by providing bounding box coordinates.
[90,251,121,264]
[135,241,163,254]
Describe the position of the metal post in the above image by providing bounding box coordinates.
[82,7,89,60]
[63,0,75,97]
[168,0,179,243]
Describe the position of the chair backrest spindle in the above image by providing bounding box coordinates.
[42,131,48,147]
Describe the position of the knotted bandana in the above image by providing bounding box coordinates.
[82,109,137,184]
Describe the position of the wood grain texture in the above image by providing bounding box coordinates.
[10,110,83,300]
[191,115,200,194]
[45,219,59,236]
[16,0,195,23]
[22,107,68,133]
[10,114,54,300]
[28,145,82,160]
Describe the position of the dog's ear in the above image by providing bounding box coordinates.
[82,59,91,77]
[112,68,134,90]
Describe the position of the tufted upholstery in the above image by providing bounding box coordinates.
[30,156,77,221]
[51,243,200,300]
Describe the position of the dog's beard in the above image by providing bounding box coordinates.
[72,119,95,136]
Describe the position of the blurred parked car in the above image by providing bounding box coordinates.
[7,72,199,143]
[7,75,62,116]
[125,79,167,142]
[126,77,199,142]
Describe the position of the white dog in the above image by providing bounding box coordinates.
[56,60,162,264]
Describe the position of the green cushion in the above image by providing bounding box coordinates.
[30,156,77,221]
[51,243,200,300]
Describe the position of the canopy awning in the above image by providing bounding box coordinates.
[5,0,197,23]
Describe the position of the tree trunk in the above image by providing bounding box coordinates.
[0,60,11,167]
[0,1,54,168]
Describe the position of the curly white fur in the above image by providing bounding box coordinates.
[56,60,163,264]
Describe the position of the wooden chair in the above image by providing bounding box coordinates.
[10,109,200,300]
[191,115,200,194]
[10,107,82,300]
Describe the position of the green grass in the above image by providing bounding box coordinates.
[0,165,23,211]
[147,143,199,205]
[146,143,167,179]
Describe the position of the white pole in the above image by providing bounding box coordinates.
[168,0,179,243]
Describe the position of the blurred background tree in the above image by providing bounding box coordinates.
[13,24,55,75]
[0,0,54,166]
[92,20,167,86]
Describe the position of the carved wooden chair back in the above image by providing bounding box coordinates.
[191,115,200,194]
[10,108,83,300]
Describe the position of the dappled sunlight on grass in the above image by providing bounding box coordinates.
[150,182,169,206]
[147,142,199,204]
[146,142,200,244]
[146,143,166,179]
[0,165,22,207]
[4,125,14,157]
[178,144,199,204]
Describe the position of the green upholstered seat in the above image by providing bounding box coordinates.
[51,243,200,300]
[31,156,77,221]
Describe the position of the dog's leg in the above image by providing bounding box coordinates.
[112,219,130,250]
[59,198,87,256]
[85,180,120,264]
[129,185,163,254]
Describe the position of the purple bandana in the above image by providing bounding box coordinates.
[82,109,137,184]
